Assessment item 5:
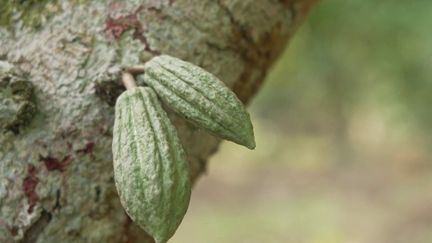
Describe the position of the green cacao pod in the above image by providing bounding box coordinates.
[142,55,256,149]
[112,87,191,243]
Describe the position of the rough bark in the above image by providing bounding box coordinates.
[0,0,315,242]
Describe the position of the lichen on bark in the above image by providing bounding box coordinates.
[0,0,316,242]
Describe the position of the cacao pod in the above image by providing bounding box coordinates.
[142,55,255,149]
[112,86,191,243]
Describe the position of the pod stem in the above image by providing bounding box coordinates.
[124,65,145,75]
[121,71,137,90]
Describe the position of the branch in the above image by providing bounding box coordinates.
[0,0,316,242]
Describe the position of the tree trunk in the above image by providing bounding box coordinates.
[0,0,315,242]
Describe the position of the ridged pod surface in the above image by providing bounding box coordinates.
[112,87,191,243]
[142,55,256,149]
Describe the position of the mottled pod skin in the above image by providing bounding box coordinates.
[142,55,256,149]
[112,87,191,243]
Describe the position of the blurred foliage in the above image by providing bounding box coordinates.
[172,1,432,243]
[255,1,432,144]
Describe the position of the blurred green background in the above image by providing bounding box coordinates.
[172,1,432,243]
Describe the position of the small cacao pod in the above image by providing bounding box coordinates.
[112,87,191,243]
[141,55,256,149]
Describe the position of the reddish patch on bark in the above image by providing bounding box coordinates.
[104,5,160,54]
[8,225,18,236]
[76,142,95,155]
[104,5,146,39]
[22,165,39,213]
[105,12,141,39]
[39,155,72,172]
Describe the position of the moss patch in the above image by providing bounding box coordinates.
[0,0,62,29]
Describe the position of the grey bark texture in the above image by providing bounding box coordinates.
[0,0,315,242]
